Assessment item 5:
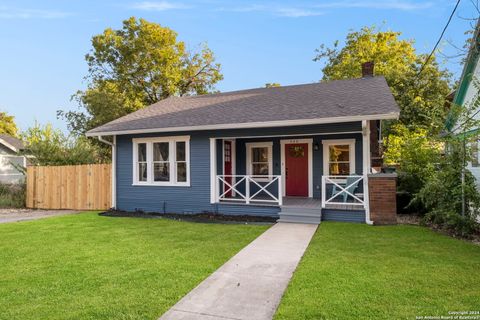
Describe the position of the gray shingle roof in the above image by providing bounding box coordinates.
[0,134,24,152]
[87,76,399,136]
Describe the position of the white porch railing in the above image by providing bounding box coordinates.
[216,175,282,206]
[321,175,366,208]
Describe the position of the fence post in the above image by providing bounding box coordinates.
[277,176,283,206]
[321,176,326,208]
[246,176,250,204]
[215,175,220,202]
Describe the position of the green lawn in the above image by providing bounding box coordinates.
[0,212,268,320]
[275,222,480,320]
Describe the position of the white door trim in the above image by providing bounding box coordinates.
[280,138,313,198]
[222,139,236,196]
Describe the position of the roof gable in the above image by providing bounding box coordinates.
[0,134,24,153]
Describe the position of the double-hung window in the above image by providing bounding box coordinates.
[133,136,190,186]
[246,142,273,181]
[322,139,355,176]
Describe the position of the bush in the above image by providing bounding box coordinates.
[22,123,109,166]
[0,184,26,208]
[423,209,479,239]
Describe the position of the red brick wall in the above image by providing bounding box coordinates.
[368,174,397,225]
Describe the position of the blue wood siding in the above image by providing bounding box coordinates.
[322,209,366,223]
[115,122,363,216]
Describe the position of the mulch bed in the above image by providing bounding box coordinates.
[396,214,422,225]
[99,210,276,224]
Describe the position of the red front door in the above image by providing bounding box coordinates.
[285,143,308,197]
[224,140,232,197]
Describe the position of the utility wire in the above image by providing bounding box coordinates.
[416,0,462,78]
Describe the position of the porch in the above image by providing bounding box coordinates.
[215,175,367,210]
[214,174,367,224]
[208,121,374,224]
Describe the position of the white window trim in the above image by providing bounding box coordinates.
[280,138,313,198]
[322,139,356,176]
[132,135,190,187]
[246,142,273,182]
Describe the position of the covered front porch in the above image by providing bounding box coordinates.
[209,120,374,223]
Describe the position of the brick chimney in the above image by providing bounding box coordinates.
[361,61,374,77]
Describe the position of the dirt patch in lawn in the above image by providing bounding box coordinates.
[99,210,276,225]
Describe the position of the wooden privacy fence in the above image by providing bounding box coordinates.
[26,164,111,210]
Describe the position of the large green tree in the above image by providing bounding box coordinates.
[60,17,223,135]
[314,26,451,133]
[0,111,18,137]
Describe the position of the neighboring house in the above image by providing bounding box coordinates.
[452,20,480,185]
[0,134,27,184]
[87,62,400,224]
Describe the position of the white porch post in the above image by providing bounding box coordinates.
[362,120,373,225]
[210,138,217,204]
[112,135,117,209]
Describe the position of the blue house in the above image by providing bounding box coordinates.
[87,63,399,224]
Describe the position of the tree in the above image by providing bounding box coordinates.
[0,111,18,137]
[314,26,451,134]
[22,123,107,165]
[415,84,480,237]
[59,17,223,135]
[384,123,442,195]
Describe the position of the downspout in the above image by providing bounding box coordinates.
[362,120,374,225]
[97,136,116,209]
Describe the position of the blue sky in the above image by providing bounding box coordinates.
[0,0,478,132]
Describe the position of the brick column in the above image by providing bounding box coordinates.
[368,173,397,225]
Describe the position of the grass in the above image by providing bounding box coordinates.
[275,222,480,320]
[0,212,268,320]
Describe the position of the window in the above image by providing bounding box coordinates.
[246,142,273,180]
[133,136,190,186]
[176,141,187,182]
[322,139,355,176]
[137,143,148,182]
[153,142,169,182]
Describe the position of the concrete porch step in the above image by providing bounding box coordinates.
[277,214,321,224]
[277,207,321,224]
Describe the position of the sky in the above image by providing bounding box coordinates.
[0,0,478,133]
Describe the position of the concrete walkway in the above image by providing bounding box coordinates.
[0,209,80,224]
[160,222,318,320]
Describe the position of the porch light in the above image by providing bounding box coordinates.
[314,143,320,151]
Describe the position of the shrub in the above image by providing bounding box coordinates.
[423,209,479,239]
[0,184,26,208]
[21,122,109,166]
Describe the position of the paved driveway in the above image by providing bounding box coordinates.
[160,222,318,320]
[0,209,80,223]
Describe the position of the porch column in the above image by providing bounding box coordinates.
[362,120,373,224]
[210,138,217,204]
[112,135,116,209]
